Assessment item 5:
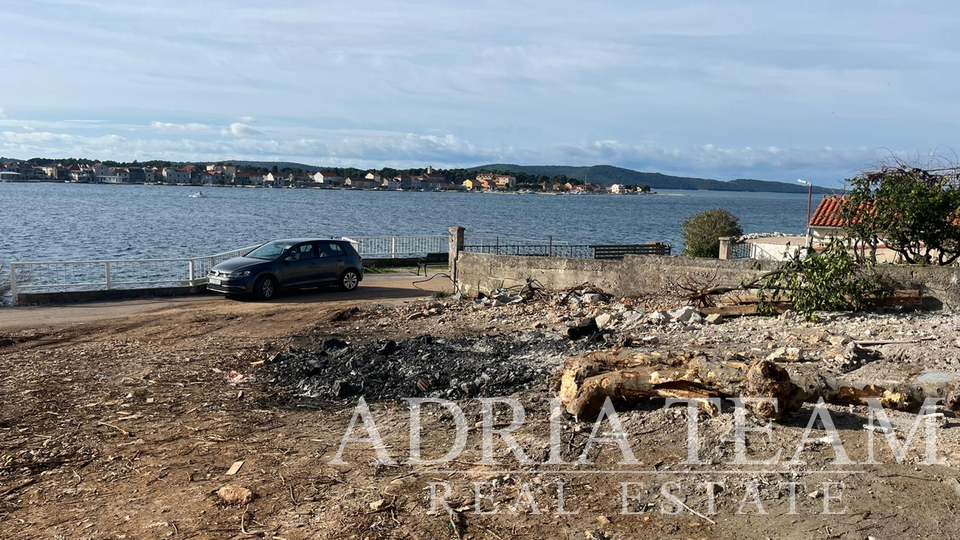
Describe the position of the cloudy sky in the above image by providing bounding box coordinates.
[1,0,957,185]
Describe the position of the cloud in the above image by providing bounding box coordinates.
[150,121,210,131]
[0,107,5,118]
[239,116,255,123]
[221,123,262,137]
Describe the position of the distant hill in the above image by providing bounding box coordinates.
[229,160,324,172]
[467,164,834,193]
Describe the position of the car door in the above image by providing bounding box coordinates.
[278,242,320,287]
[316,241,347,283]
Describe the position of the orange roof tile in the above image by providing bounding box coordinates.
[808,195,846,227]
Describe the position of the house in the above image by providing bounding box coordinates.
[233,171,264,185]
[128,168,146,183]
[203,170,227,184]
[420,178,446,191]
[383,177,402,190]
[16,164,47,181]
[42,165,67,180]
[206,162,236,181]
[462,179,476,190]
[476,172,516,190]
[162,167,190,184]
[364,172,382,182]
[65,164,93,182]
[93,163,118,183]
[344,177,378,189]
[114,168,131,183]
[397,175,421,190]
[610,184,626,194]
[313,171,341,186]
[265,172,289,186]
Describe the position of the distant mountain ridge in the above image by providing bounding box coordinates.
[468,164,834,193]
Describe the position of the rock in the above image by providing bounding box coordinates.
[595,313,613,329]
[833,343,882,373]
[766,347,804,362]
[640,335,659,345]
[648,311,670,324]
[582,293,604,304]
[532,321,544,329]
[322,338,349,350]
[621,311,645,330]
[668,306,704,324]
[567,318,600,340]
[377,340,398,355]
[705,313,724,325]
[369,499,387,511]
[216,485,254,506]
[828,334,850,347]
[334,380,358,398]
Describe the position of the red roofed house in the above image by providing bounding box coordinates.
[807,195,846,242]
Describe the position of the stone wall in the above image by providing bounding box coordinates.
[456,252,778,299]
[455,252,960,310]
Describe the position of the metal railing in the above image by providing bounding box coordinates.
[463,243,671,260]
[463,244,595,259]
[341,235,446,258]
[729,242,757,260]
[341,235,565,259]
[9,244,260,306]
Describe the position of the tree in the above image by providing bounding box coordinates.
[682,209,743,258]
[758,238,891,322]
[843,159,960,265]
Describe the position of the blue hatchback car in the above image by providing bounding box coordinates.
[206,238,363,300]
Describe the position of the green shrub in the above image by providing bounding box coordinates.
[682,209,743,258]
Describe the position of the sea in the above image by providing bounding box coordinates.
[0,183,825,262]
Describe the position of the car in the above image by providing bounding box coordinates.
[206,238,363,300]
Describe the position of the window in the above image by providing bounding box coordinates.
[318,242,345,258]
[296,243,316,260]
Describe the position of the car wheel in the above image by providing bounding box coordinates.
[255,275,277,300]
[340,270,360,291]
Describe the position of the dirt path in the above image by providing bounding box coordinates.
[0,273,448,332]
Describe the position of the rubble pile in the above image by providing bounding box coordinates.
[268,332,603,402]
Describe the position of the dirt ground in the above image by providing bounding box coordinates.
[3,274,960,539]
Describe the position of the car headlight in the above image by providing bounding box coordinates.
[229,270,251,278]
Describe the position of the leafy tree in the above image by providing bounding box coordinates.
[682,209,743,258]
[758,238,892,322]
[842,160,960,265]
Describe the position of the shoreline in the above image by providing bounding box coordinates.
[0,179,834,196]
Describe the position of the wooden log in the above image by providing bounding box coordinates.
[558,352,956,421]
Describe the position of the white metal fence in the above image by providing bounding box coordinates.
[5,234,566,305]
[8,245,260,306]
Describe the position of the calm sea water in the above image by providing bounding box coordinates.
[0,183,823,262]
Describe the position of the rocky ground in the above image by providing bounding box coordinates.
[3,281,960,539]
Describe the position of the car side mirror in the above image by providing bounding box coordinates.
[284,254,297,262]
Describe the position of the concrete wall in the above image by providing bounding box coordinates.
[456,252,778,299]
[16,284,208,306]
[456,252,960,310]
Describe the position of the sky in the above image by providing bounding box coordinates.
[1,0,958,186]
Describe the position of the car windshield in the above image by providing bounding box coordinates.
[245,241,293,260]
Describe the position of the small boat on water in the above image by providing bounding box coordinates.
[189,191,205,198]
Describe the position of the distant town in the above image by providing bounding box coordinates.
[0,159,652,194]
